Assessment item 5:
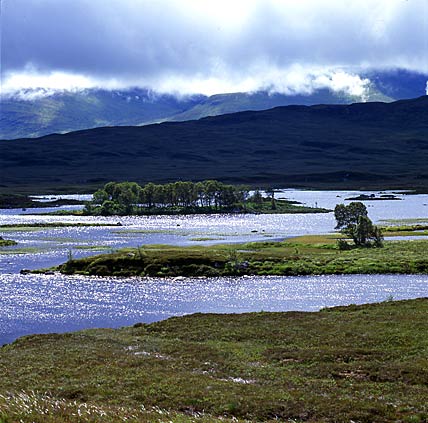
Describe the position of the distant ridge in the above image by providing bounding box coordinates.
[1,68,427,140]
[1,96,427,193]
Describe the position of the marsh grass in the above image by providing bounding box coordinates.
[0,299,427,422]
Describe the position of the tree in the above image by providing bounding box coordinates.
[334,202,368,230]
[334,202,383,247]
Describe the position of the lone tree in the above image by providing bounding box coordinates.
[334,202,383,247]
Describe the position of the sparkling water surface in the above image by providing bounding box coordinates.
[1,273,427,346]
[1,189,427,345]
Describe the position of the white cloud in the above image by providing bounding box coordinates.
[2,0,427,97]
[1,65,372,99]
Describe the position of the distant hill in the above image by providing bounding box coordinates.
[169,85,392,122]
[0,89,203,140]
[1,96,427,193]
[363,69,428,100]
[1,68,426,140]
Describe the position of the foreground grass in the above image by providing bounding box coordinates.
[1,299,427,422]
[55,235,428,277]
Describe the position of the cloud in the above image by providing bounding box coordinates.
[1,0,428,97]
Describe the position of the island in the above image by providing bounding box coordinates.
[82,180,330,216]
[0,236,17,247]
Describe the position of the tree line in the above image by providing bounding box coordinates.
[84,180,256,215]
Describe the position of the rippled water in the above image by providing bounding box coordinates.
[0,213,334,272]
[1,190,428,345]
[1,273,427,346]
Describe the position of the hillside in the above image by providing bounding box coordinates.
[169,86,392,122]
[1,96,428,193]
[1,69,426,140]
[0,89,203,139]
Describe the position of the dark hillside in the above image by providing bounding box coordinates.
[1,96,427,193]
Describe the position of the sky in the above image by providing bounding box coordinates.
[1,0,428,97]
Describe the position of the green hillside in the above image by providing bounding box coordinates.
[1,96,427,193]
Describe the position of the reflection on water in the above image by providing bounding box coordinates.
[1,273,427,346]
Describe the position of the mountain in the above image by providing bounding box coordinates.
[1,96,427,193]
[169,86,392,122]
[0,89,203,140]
[363,69,428,100]
[1,69,426,140]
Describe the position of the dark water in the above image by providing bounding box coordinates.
[1,273,427,346]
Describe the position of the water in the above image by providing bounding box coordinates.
[1,189,428,345]
[1,273,427,346]
[277,189,428,222]
[0,213,335,272]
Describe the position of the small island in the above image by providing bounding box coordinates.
[82,180,330,216]
[0,236,17,247]
[345,193,401,201]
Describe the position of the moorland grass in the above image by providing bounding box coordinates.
[0,299,427,422]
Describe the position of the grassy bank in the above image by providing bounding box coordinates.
[54,235,428,277]
[1,298,427,422]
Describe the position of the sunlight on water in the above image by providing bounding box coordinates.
[1,273,427,345]
[1,189,428,345]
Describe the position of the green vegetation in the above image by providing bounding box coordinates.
[2,97,428,193]
[0,236,17,247]
[1,299,427,422]
[334,202,383,248]
[84,180,329,216]
[52,235,428,277]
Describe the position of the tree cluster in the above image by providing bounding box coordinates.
[85,180,251,215]
[334,202,383,248]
